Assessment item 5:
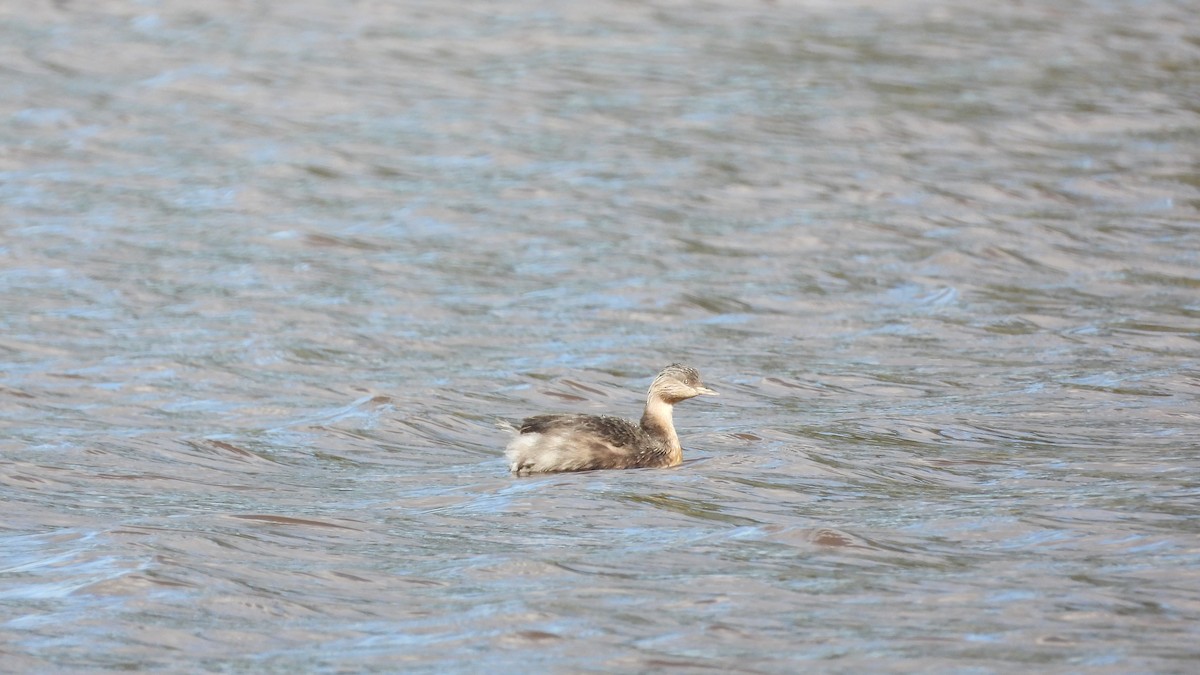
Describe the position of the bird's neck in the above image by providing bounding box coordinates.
[640,396,681,465]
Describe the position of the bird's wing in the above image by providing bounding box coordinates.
[518,414,641,448]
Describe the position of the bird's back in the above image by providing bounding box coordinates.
[506,413,660,474]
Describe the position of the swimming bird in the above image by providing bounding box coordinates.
[504,364,717,474]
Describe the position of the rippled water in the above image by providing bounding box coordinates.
[3,0,1199,671]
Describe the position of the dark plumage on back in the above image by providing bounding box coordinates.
[504,364,717,474]
[518,414,642,447]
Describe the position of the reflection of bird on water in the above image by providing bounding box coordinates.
[504,364,717,475]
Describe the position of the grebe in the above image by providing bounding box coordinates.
[505,364,717,474]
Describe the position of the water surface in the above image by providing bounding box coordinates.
[2,0,1199,671]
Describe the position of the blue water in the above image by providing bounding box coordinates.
[2,0,1198,671]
